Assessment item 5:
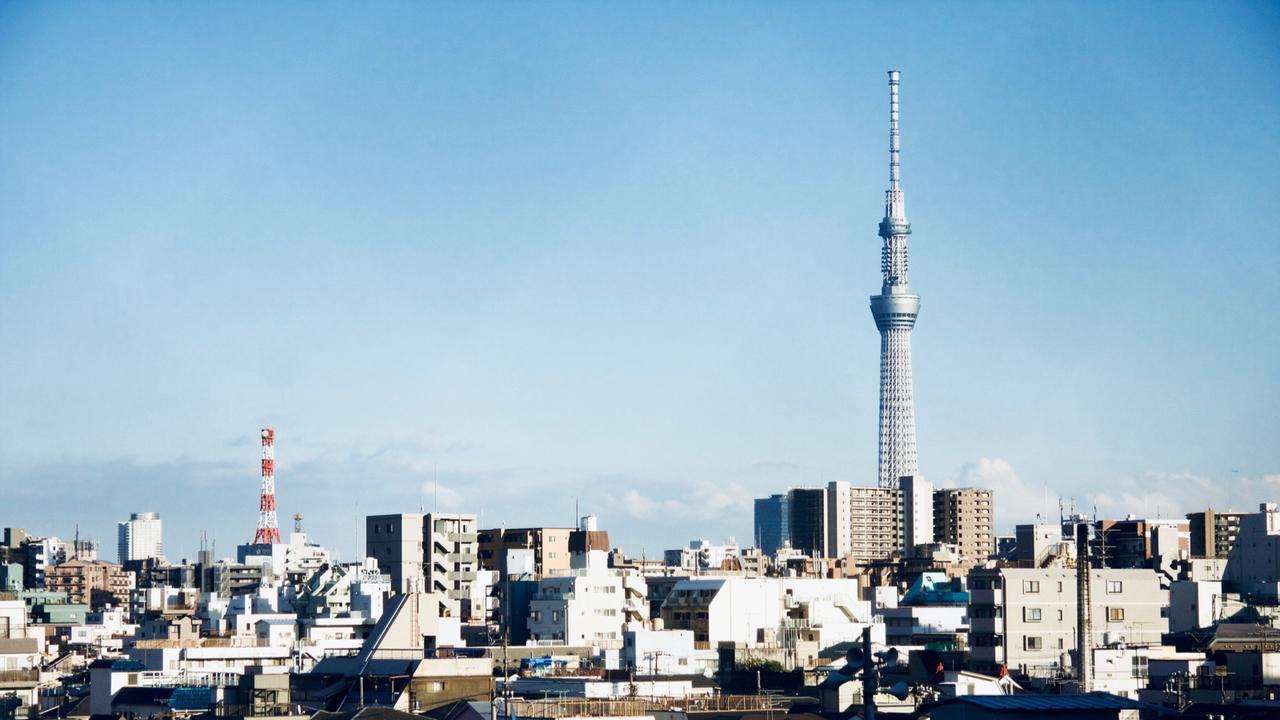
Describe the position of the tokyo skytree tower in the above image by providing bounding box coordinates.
[870,70,920,489]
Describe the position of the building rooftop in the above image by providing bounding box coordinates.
[917,692,1163,715]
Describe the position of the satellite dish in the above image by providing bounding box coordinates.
[884,681,910,700]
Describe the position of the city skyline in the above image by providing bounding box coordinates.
[2,3,1278,560]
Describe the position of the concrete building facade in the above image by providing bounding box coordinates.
[46,560,133,608]
[424,512,479,618]
[1188,508,1244,559]
[934,487,996,563]
[1224,503,1280,601]
[828,482,900,563]
[477,526,572,577]
[366,513,426,594]
[527,569,647,648]
[967,566,1168,676]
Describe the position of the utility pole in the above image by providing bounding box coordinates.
[1076,521,1092,693]
[859,625,877,720]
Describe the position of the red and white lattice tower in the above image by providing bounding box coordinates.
[253,427,282,544]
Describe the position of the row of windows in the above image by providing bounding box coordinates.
[1023,579,1124,594]
[1024,636,1066,651]
[668,611,708,621]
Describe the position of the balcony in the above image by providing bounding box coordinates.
[0,669,40,687]
[970,617,1004,634]
[970,588,1003,605]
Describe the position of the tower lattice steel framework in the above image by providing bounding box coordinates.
[869,70,921,489]
[254,427,282,544]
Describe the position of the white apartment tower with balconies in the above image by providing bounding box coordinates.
[117,512,163,564]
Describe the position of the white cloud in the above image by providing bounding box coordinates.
[603,480,754,523]
[419,481,464,510]
[944,457,1061,528]
[944,459,1280,532]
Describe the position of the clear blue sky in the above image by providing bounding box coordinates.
[2,2,1277,561]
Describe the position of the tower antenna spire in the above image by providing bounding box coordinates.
[889,69,901,190]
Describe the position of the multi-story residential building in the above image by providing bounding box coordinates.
[366,513,426,594]
[663,539,741,572]
[900,475,934,556]
[1095,518,1190,568]
[1012,524,1065,566]
[878,572,969,651]
[46,559,133,608]
[0,528,69,589]
[826,482,900,563]
[568,516,610,571]
[1188,508,1245,558]
[753,494,790,557]
[478,526,572,577]
[967,566,1168,676]
[201,561,266,597]
[117,512,163,564]
[424,513,479,618]
[1224,503,1280,601]
[739,548,770,576]
[933,488,995,563]
[659,577,866,648]
[526,569,647,648]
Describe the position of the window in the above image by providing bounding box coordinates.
[1107,581,1123,594]
[1058,609,1064,621]
[1057,582,1064,592]
[1108,607,1125,622]
[1023,580,1040,593]
[1025,636,1043,650]
[1024,607,1042,622]
[1057,638,1065,649]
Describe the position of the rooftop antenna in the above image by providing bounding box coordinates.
[73,524,80,560]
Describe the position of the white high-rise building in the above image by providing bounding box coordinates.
[900,475,934,555]
[117,512,163,563]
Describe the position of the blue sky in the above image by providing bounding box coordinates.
[1,2,1277,561]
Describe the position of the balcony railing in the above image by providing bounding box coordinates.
[0,669,40,685]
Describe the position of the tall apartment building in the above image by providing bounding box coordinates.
[967,566,1168,676]
[827,482,900,563]
[1188,509,1244,558]
[477,526,572,577]
[366,512,479,618]
[1223,503,1280,601]
[46,560,133,608]
[934,488,996,562]
[117,512,163,564]
[366,513,426,594]
[900,475,934,556]
[753,494,790,557]
[425,513,479,617]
